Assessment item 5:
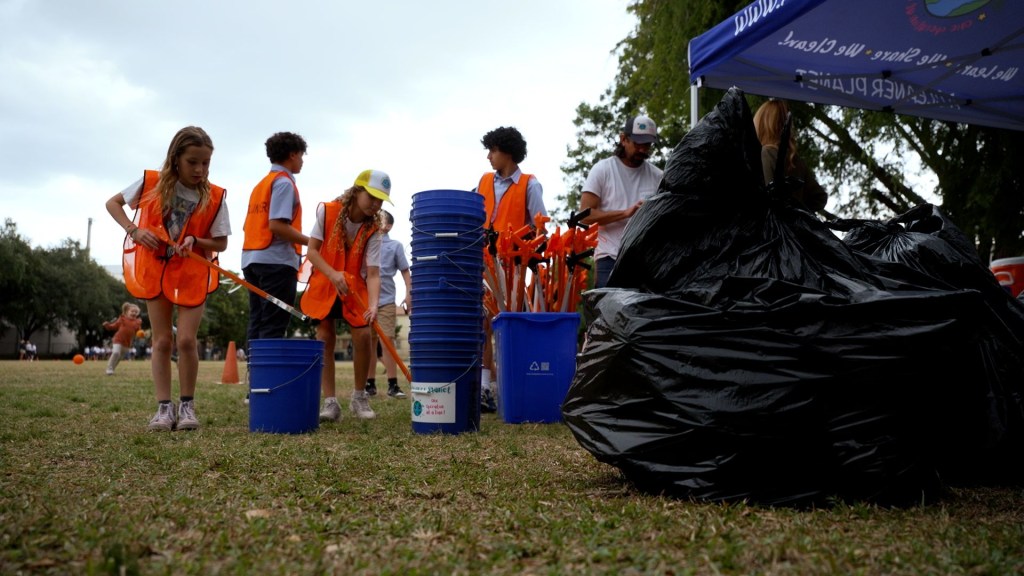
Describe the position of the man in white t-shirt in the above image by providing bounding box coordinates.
[580,115,664,288]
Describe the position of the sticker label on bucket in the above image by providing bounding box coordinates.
[411,382,456,423]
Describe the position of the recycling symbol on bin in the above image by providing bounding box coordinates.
[530,361,541,371]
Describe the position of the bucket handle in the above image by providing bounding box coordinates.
[250,354,322,394]
[412,234,486,265]
[994,270,1013,284]
[437,277,482,299]
[411,223,486,239]
[413,248,486,278]
[411,355,481,390]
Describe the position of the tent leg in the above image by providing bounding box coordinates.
[690,83,699,129]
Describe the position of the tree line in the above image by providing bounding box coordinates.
[0,219,252,357]
[0,219,339,358]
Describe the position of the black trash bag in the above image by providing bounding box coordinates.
[830,205,1024,485]
[562,88,1024,506]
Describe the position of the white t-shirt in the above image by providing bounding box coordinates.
[582,156,663,260]
[121,177,232,240]
[310,203,382,278]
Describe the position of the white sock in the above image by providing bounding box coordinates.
[481,368,492,393]
[324,396,338,405]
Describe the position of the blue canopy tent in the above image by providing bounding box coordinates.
[688,0,1024,130]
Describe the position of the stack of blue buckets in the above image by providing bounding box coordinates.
[408,190,486,434]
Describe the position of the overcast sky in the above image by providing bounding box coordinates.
[1,0,634,274]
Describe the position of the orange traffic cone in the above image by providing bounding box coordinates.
[220,341,240,384]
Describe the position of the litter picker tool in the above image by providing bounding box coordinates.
[156,230,312,323]
[341,272,413,383]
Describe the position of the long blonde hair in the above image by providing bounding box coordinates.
[147,126,215,214]
[753,100,797,174]
[328,186,384,251]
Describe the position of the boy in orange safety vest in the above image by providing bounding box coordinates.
[474,126,548,412]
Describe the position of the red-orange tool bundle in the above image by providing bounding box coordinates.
[482,208,596,314]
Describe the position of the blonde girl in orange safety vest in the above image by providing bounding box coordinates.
[301,169,391,422]
[105,126,231,433]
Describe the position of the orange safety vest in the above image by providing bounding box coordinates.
[478,172,533,231]
[242,170,303,254]
[122,170,226,307]
[300,201,379,326]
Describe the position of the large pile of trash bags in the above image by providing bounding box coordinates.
[562,88,1024,506]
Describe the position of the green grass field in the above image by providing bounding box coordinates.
[1,359,1022,575]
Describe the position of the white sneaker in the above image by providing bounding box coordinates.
[177,400,199,431]
[319,398,342,422]
[105,369,114,376]
[147,402,177,432]
[350,390,376,419]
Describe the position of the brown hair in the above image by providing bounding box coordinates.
[328,186,384,252]
[146,126,215,214]
[753,100,797,174]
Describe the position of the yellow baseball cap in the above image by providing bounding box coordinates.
[354,169,393,204]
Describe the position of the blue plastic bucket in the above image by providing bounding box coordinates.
[409,328,485,343]
[411,257,484,277]
[410,309,483,325]
[248,339,324,434]
[410,361,481,434]
[409,189,486,435]
[410,229,485,244]
[411,269,484,286]
[410,250,485,269]
[409,343,482,358]
[411,220,486,238]
[407,332,483,350]
[492,313,580,424]
[409,290,483,313]
[411,279,483,298]
[411,189,486,216]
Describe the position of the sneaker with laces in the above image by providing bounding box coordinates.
[387,384,406,399]
[319,398,342,422]
[481,388,497,414]
[365,380,377,396]
[177,400,199,431]
[351,390,376,419]
[147,402,177,432]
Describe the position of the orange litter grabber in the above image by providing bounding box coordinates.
[560,208,595,312]
[341,272,413,383]
[156,229,312,323]
[484,227,507,309]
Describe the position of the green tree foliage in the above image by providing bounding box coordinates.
[557,1,749,221]
[559,0,1024,259]
[0,218,259,355]
[795,101,1024,258]
[53,241,132,349]
[0,220,130,350]
[0,220,34,342]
